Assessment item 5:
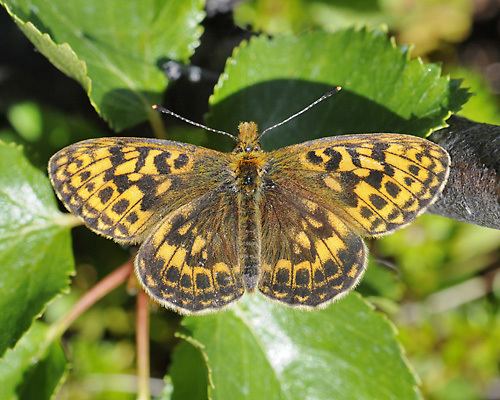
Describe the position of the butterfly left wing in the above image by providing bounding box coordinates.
[136,188,244,314]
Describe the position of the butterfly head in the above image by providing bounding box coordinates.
[235,122,261,153]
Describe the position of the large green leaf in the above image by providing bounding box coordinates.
[208,28,469,150]
[0,142,75,356]
[0,0,205,130]
[0,322,67,400]
[172,294,420,400]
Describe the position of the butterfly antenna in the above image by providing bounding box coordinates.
[259,86,342,139]
[152,105,237,141]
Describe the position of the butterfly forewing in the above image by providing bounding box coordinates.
[269,133,450,237]
[49,137,231,243]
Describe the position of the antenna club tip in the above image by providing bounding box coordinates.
[327,86,342,95]
[151,104,159,110]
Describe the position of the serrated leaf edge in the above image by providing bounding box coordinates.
[174,331,215,400]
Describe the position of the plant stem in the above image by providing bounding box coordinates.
[55,213,84,228]
[148,107,168,139]
[48,259,134,341]
[136,288,151,400]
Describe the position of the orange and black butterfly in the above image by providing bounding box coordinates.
[48,89,450,314]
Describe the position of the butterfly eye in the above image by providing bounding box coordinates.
[245,146,253,152]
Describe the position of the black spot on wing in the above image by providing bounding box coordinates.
[365,170,384,189]
[369,194,387,210]
[307,151,323,165]
[295,269,310,286]
[109,146,125,165]
[112,198,129,214]
[114,175,132,192]
[98,187,113,203]
[408,165,420,176]
[360,206,373,218]
[196,273,210,290]
[174,153,189,169]
[154,153,171,174]
[383,164,395,177]
[275,269,289,284]
[135,147,153,171]
[385,181,401,197]
[324,148,342,172]
[165,267,180,284]
[180,275,192,289]
[346,148,362,168]
[126,211,138,223]
[80,170,91,181]
[371,142,388,162]
[404,177,414,186]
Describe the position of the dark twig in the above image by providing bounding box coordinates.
[428,116,500,229]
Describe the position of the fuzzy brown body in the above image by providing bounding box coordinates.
[234,154,264,290]
[48,119,451,314]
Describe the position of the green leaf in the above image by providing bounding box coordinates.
[174,294,420,400]
[4,101,102,170]
[0,142,75,356]
[235,0,391,34]
[168,338,209,400]
[451,67,500,125]
[0,322,67,400]
[0,0,205,130]
[208,28,470,150]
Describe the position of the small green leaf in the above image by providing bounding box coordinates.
[0,0,205,130]
[0,322,67,400]
[208,28,470,150]
[451,67,500,125]
[7,102,43,142]
[174,293,420,400]
[0,142,75,356]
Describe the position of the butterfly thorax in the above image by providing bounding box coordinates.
[232,121,265,291]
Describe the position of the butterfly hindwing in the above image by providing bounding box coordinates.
[260,189,367,306]
[136,190,244,314]
[268,133,450,236]
[49,137,231,243]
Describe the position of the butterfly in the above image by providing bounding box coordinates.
[48,96,450,314]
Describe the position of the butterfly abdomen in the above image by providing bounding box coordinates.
[236,158,264,291]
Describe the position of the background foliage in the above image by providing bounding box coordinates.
[0,0,499,399]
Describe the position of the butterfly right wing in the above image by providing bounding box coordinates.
[49,137,231,244]
[258,133,449,307]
